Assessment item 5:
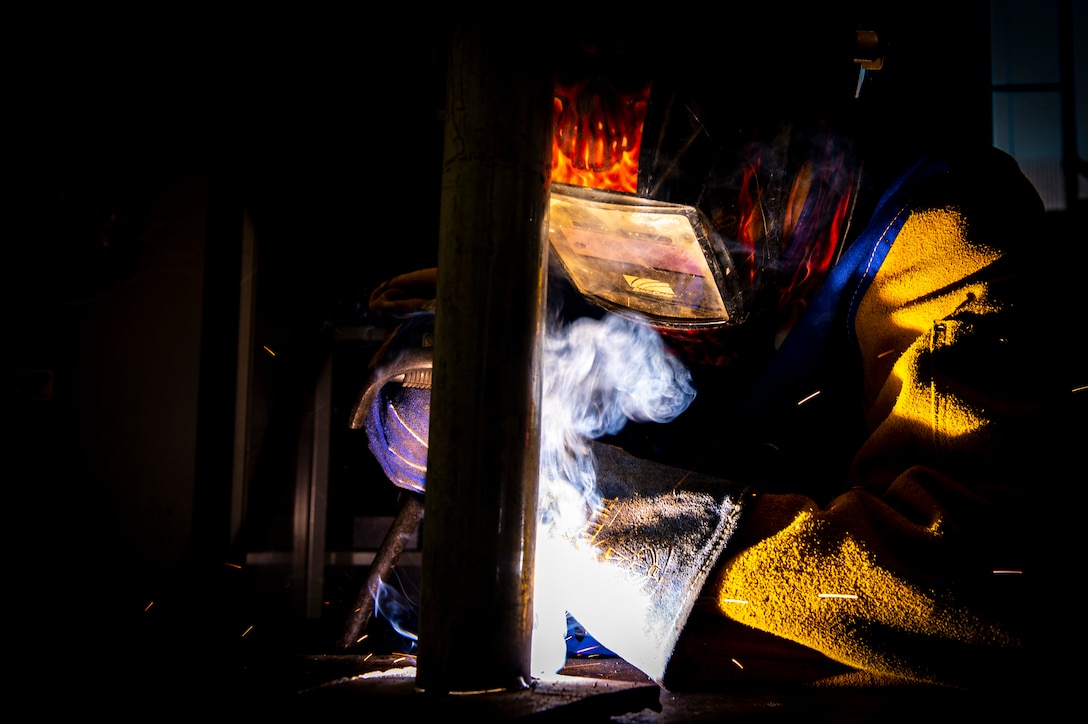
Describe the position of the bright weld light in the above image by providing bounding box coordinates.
[818,593,858,599]
[797,391,821,406]
[360,667,417,680]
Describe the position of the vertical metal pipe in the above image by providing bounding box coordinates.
[416,25,553,694]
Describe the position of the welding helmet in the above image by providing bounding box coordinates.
[355,18,878,488]
[547,22,872,366]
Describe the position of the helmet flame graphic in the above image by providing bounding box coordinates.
[734,131,857,333]
[552,77,651,194]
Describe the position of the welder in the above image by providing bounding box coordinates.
[354,12,1080,693]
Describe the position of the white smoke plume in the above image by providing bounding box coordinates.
[363,310,697,669]
[537,311,696,538]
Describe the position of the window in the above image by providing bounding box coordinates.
[991,0,1086,210]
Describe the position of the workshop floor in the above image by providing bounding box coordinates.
[37,561,1051,722]
[232,651,1037,722]
[59,618,1042,722]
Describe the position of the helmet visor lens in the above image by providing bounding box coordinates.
[548,183,733,326]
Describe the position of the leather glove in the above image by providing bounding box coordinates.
[533,440,745,685]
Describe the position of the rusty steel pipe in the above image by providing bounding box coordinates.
[415,25,553,694]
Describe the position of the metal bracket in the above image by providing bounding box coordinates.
[854,29,884,98]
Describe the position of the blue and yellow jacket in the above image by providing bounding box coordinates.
[670,143,1080,690]
[361,144,1082,691]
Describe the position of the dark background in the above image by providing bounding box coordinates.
[4,3,1082,707]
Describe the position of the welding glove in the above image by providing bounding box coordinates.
[532,440,745,685]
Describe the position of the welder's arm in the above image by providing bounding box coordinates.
[699,171,1065,689]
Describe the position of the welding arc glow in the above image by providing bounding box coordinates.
[363,312,696,671]
[533,312,697,678]
[374,575,419,642]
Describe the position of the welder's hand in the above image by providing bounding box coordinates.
[531,441,746,685]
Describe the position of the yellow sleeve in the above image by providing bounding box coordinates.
[708,197,1056,687]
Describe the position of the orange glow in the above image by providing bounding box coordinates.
[552,78,651,193]
[776,133,856,329]
[736,156,764,287]
[734,132,856,334]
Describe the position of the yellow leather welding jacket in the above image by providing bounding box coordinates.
[666,142,1078,690]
